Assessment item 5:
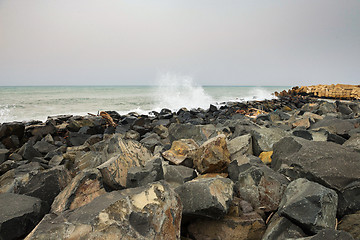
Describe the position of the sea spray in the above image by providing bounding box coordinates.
[154,73,214,111]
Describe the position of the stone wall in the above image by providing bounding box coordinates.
[298,84,360,100]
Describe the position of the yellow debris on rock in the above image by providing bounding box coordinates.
[259,151,273,164]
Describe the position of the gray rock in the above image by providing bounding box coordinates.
[227,155,263,182]
[278,178,338,234]
[0,160,19,175]
[310,118,355,137]
[175,177,234,219]
[25,181,182,240]
[67,132,91,146]
[235,164,289,212]
[126,157,164,188]
[168,123,216,145]
[261,214,306,240]
[17,165,72,211]
[0,193,45,240]
[125,129,141,141]
[251,127,290,156]
[227,134,253,160]
[33,141,57,154]
[18,142,43,160]
[140,133,161,152]
[163,164,197,187]
[48,155,65,167]
[343,133,360,152]
[272,137,360,216]
[26,122,56,138]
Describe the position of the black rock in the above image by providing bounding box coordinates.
[0,193,46,240]
[18,142,43,160]
[67,132,90,146]
[293,129,313,140]
[33,140,57,154]
[163,164,197,187]
[0,122,25,141]
[140,133,161,152]
[0,149,10,165]
[303,229,354,240]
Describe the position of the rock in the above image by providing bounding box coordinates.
[293,129,313,140]
[140,133,161,152]
[18,142,43,160]
[272,137,360,215]
[310,118,355,138]
[67,132,90,146]
[67,116,104,132]
[187,214,265,240]
[17,165,72,210]
[337,211,360,240]
[0,148,9,164]
[227,134,253,160]
[48,155,65,167]
[343,133,360,152]
[261,214,306,240]
[227,155,263,182]
[0,121,25,140]
[168,123,216,145]
[297,229,355,240]
[251,127,289,156]
[278,178,338,234]
[8,152,23,161]
[193,134,231,174]
[295,84,360,100]
[162,139,199,165]
[96,137,152,189]
[51,168,106,213]
[292,117,311,129]
[125,129,141,141]
[33,140,57,154]
[1,135,20,149]
[126,157,164,188]
[25,181,182,240]
[318,101,337,114]
[0,162,44,193]
[153,125,169,139]
[175,177,234,219]
[26,122,56,138]
[163,164,197,187]
[234,164,289,212]
[259,151,273,164]
[0,160,19,175]
[0,193,46,240]
[338,104,353,115]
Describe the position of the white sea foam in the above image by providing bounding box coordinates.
[0,105,16,123]
[154,73,214,111]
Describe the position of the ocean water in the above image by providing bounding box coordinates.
[0,81,289,123]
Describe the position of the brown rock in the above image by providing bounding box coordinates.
[162,139,199,165]
[338,211,360,240]
[193,134,231,174]
[259,151,273,164]
[187,213,266,240]
[51,168,106,213]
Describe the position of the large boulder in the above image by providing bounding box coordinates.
[278,178,338,234]
[163,164,197,188]
[227,155,263,182]
[0,193,46,240]
[17,165,72,210]
[25,181,182,240]
[18,142,43,160]
[310,118,355,138]
[175,177,234,219]
[51,168,106,213]
[343,133,360,152]
[296,229,354,240]
[234,164,289,212]
[193,134,231,174]
[272,137,360,215]
[162,139,198,165]
[187,214,265,240]
[168,123,216,145]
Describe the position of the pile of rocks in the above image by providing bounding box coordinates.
[276,84,360,100]
[0,93,359,239]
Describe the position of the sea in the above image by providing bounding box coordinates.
[0,81,289,123]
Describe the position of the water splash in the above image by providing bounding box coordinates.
[154,73,214,111]
[0,105,16,123]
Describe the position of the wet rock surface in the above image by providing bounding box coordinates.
[0,90,358,239]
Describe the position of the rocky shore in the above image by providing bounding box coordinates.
[0,88,360,240]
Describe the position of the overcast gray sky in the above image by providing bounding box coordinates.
[0,0,359,86]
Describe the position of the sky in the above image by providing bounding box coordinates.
[0,0,359,86]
